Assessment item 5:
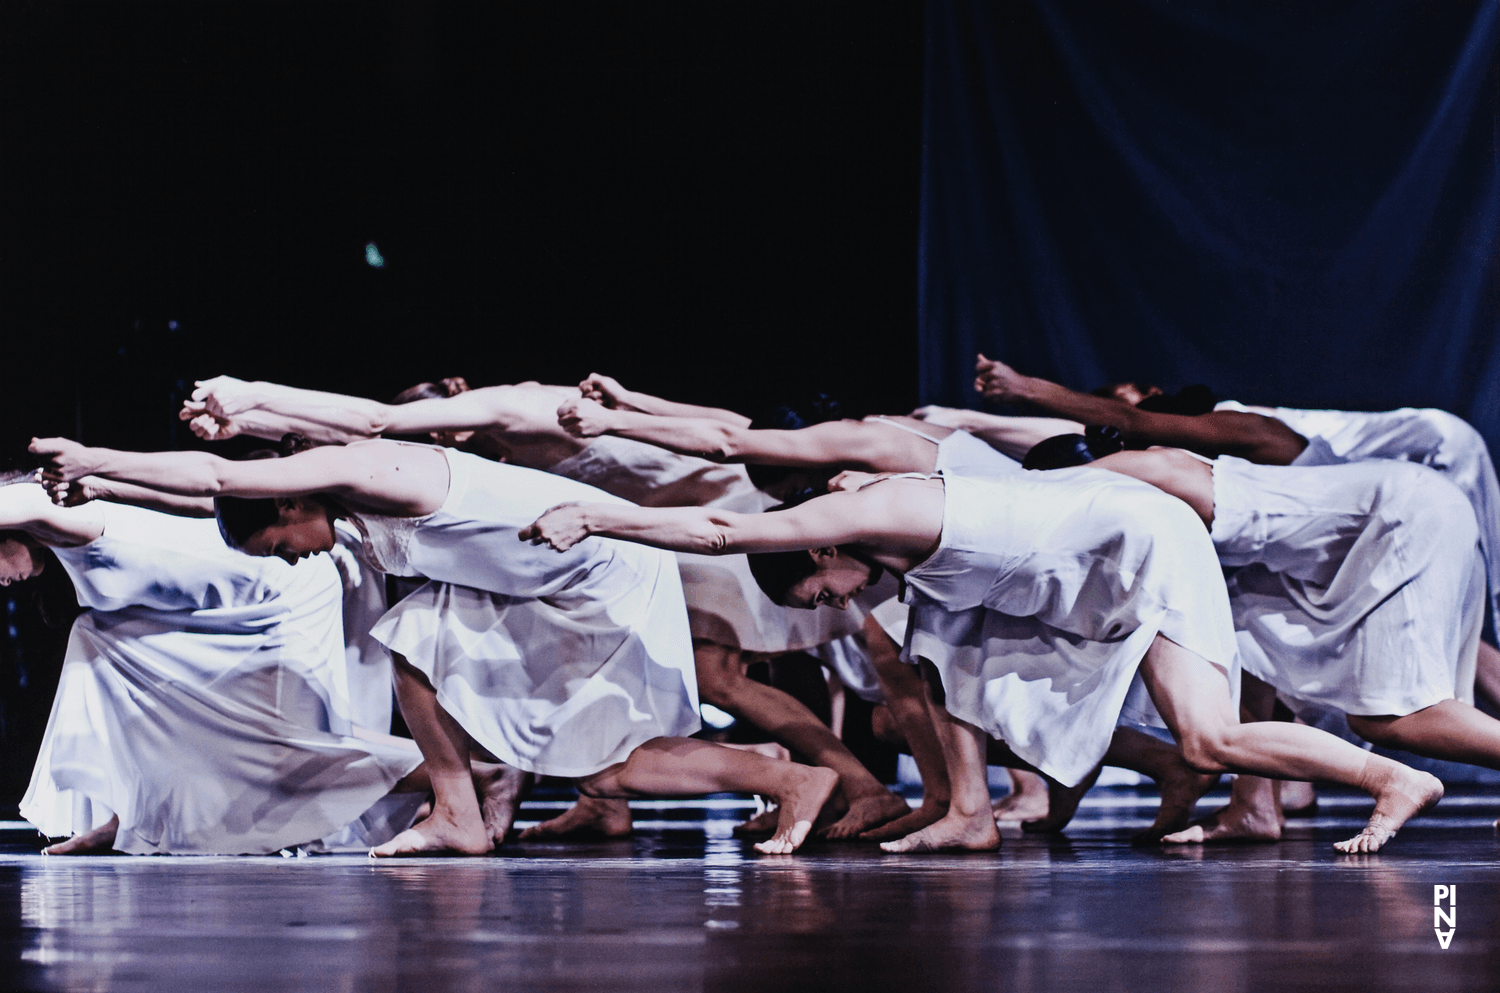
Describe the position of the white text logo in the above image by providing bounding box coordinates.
[1434,885,1456,949]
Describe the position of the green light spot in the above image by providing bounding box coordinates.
[365,242,385,268]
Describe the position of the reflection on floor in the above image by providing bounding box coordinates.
[1,785,1497,993]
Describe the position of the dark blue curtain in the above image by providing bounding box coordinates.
[919,0,1500,448]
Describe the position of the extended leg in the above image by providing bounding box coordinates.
[1349,698,1500,768]
[371,657,491,857]
[859,619,951,840]
[697,640,906,839]
[1162,673,1282,844]
[879,661,1000,853]
[578,738,838,855]
[1139,635,1441,853]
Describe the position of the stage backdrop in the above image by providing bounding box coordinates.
[919,0,1499,452]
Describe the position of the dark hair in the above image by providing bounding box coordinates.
[744,393,845,492]
[215,433,333,550]
[392,377,470,405]
[1022,425,1126,471]
[745,490,882,605]
[1135,384,1218,416]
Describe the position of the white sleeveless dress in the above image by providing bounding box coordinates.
[20,500,424,855]
[363,447,700,778]
[1208,455,1483,716]
[327,520,395,732]
[815,420,1027,704]
[1217,400,1500,634]
[546,434,864,653]
[898,471,1240,787]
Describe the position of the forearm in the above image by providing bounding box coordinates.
[576,504,735,554]
[615,389,750,427]
[1009,376,1144,433]
[82,478,217,517]
[89,448,232,496]
[240,393,388,442]
[603,411,740,460]
[943,411,1087,460]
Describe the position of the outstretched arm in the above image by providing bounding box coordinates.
[0,482,104,546]
[579,373,752,427]
[30,438,445,514]
[911,406,1085,460]
[521,482,936,559]
[46,477,217,517]
[973,355,1307,464]
[558,398,900,468]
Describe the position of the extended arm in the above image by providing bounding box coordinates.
[558,398,899,468]
[579,373,752,427]
[974,355,1307,464]
[0,483,104,546]
[911,407,1085,460]
[521,482,935,559]
[47,477,217,517]
[30,438,445,514]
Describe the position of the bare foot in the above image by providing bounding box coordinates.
[819,789,910,840]
[1021,766,1102,834]
[753,767,840,855]
[991,769,1049,823]
[879,808,1000,853]
[43,815,119,855]
[860,800,946,842]
[1130,761,1220,844]
[475,764,533,846]
[370,810,492,858]
[519,794,633,841]
[733,804,782,837]
[1160,801,1282,844]
[1333,768,1443,854]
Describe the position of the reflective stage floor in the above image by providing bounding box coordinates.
[2,786,1498,992]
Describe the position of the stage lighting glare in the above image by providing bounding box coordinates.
[365,242,385,268]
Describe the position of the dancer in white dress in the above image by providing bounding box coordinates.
[1,479,436,855]
[1029,438,1499,842]
[520,470,1442,854]
[33,436,840,856]
[178,374,894,839]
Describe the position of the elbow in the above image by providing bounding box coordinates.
[362,409,392,438]
[705,429,742,462]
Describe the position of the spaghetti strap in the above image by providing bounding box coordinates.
[867,415,945,445]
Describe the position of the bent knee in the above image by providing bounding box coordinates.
[1177,730,1236,774]
[1345,714,1401,748]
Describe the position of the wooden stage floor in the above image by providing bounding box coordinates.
[2,785,1498,992]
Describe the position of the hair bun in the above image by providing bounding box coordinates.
[1083,424,1125,455]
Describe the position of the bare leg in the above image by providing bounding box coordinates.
[860,620,952,841]
[43,815,119,855]
[519,794,633,840]
[1349,698,1500,768]
[993,769,1049,823]
[1139,634,1442,853]
[371,657,491,857]
[1018,765,1099,833]
[578,737,839,855]
[697,640,906,839]
[1476,639,1500,712]
[1162,673,1282,844]
[880,661,1000,853]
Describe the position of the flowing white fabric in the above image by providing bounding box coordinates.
[1209,456,1484,716]
[1218,401,1500,633]
[546,434,864,652]
[20,502,422,855]
[328,521,394,732]
[900,471,1240,787]
[365,448,700,778]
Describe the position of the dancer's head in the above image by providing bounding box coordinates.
[746,490,881,608]
[0,469,46,585]
[1022,425,1125,471]
[215,435,341,563]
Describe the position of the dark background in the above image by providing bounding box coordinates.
[0,1,926,803]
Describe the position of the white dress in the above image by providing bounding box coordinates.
[899,471,1240,787]
[1217,401,1500,633]
[1208,455,1484,716]
[19,501,424,855]
[364,447,700,778]
[547,435,865,653]
[328,520,395,732]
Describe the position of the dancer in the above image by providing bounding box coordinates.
[1,474,448,855]
[178,375,897,839]
[519,468,1442,853]
[32,436,840,856]
[1027,437,1494,842]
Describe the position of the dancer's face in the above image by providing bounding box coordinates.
[0,536,45,586]
[240,499,337,564]
[784,549,874,610]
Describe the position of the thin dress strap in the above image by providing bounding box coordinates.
[867,416,944,445]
